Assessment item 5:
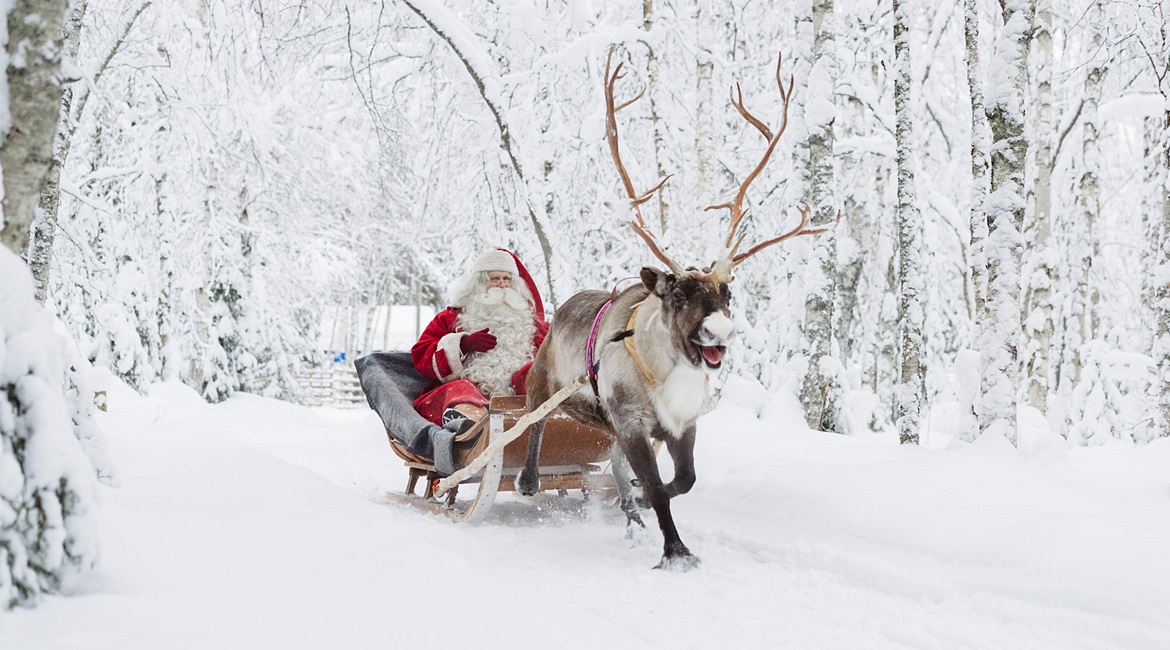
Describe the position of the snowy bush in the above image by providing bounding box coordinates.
[1063,342,1156,445]
[1,250,101,610]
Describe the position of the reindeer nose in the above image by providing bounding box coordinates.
[702,325,715,340]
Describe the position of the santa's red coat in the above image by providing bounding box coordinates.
[409,249,550,425]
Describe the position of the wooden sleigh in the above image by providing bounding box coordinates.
[383,395,616,523]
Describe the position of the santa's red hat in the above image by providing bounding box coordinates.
[496,248,544,322]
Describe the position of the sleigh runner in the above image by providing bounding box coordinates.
[382,395,615,522]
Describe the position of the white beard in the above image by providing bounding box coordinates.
[457,287,536,397]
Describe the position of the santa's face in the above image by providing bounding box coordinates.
[486,271,513,289]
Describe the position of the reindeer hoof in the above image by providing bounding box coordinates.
[516,468,540,496]
[624,511,648,543]
[625,510,646,529]
[654,551,701,572]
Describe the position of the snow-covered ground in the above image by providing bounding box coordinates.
[3,374,1169,649]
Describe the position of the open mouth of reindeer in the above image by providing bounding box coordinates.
[693,342,727,369]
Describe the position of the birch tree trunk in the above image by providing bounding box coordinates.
[1143,115,1162,316]
[1152,38,1170,439]
[798,0,846,433]
[1021,0,1055,414]
[957,0,990,443]
[965,0,990,326]
[643,0,670,234]
[978,0,1034,447]
[0,0,69,255]
[693,1,718,224]
[26,0,87,301]
[190,152,216,397]
[1067,14,1102,391]
[893,0,923,445]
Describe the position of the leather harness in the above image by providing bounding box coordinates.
[586,280,657,399]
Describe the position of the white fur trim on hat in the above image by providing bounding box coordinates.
[470,249,519,276]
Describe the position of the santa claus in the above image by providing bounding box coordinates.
[411,249,549,431]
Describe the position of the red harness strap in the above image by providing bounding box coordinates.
[585,299,612,387]
[584,277,640,397]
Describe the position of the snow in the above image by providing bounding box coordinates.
[2,375,1169,648]
[1098,94,1165,122]
[1,249,101,609]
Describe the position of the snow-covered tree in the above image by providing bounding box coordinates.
[796,0,847,434]
[0,252,102,610]
[977,0,1033,446]
[1061,2,1104,407]
[1148,7,1170,441]
[1021,0,1056,415]
[956,0,992,444]
[893,0,923,445]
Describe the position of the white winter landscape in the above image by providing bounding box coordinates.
[5,0,1170,648]
[1,369,1168,649]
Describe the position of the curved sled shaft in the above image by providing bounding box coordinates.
[383,412,505,522]
[434,374,588,497]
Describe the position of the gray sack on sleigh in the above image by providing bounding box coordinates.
[354,351,460,477]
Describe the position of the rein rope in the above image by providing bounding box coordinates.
[433,373,589,498]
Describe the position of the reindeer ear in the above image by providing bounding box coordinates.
[641,267,671,297]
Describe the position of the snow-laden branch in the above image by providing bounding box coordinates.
[499,23,646,85]
[70,1,152,135]
[401,0,556,303]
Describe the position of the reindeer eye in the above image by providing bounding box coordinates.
[672,290,686,303]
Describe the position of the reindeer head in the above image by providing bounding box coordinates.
[640,266,734,369]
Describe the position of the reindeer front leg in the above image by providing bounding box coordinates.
[662,424,697,499]
[615,427,700,571]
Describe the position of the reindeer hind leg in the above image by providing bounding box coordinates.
[609,444,647,533]
[517,355,556,497]
[516,417,545,496]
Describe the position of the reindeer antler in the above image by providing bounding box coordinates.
[604,47,684,276]
[697,53,827,284]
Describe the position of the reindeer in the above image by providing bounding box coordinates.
[517,49,826,570]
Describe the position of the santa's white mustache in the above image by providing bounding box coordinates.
[475,286,529,311]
